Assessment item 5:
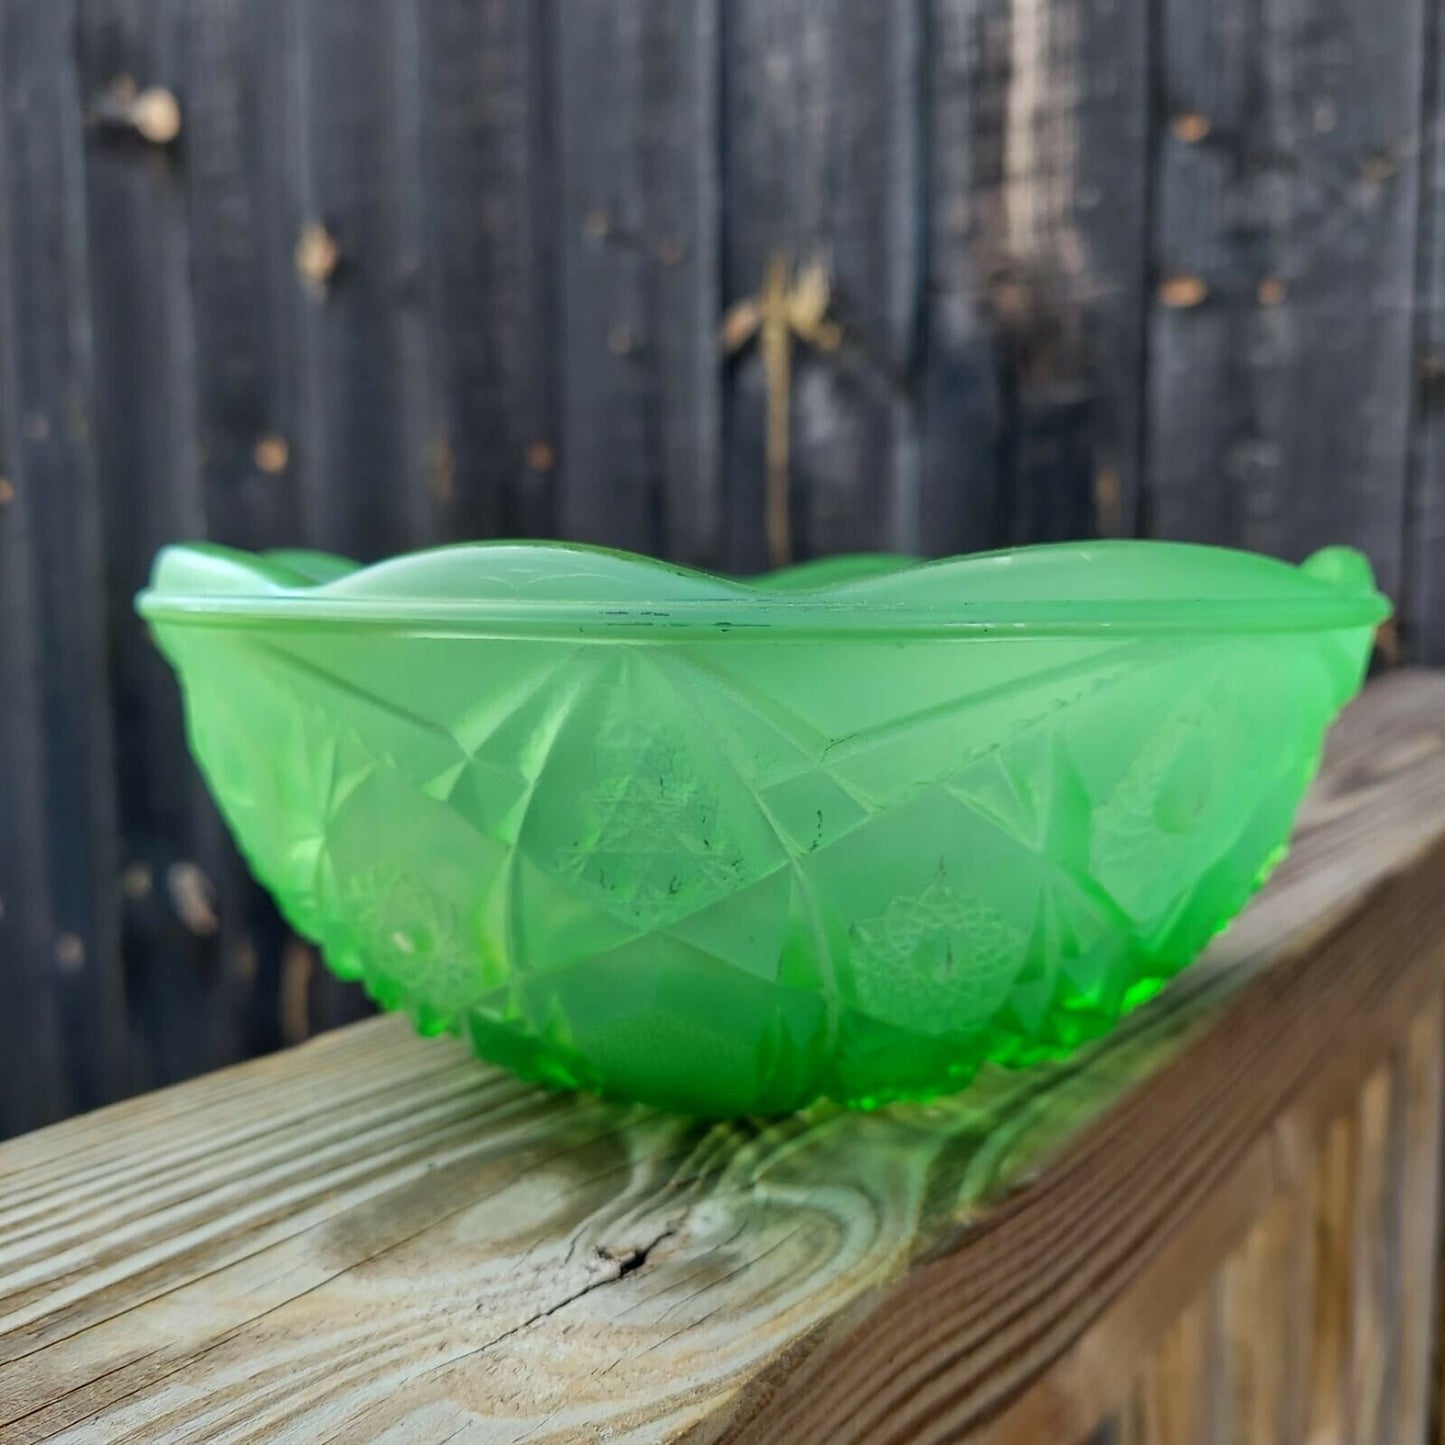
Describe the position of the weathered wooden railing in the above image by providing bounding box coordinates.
[3,674,1445,1443]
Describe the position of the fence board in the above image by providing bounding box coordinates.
[1412,0,1445,662]
[0,91,66,1133]
[723,0,923,569]
[185,0,304,553]
[281,0,441,1031]
[416,0,559,545]
[556,0,721,564]
[175,0,313,1074]
[1148,0,1427,594]
[76,0,250,1094]
[285,0,429,562]
[0,0,127,1131]
[923,0,1151,554]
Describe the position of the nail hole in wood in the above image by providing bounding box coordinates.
[296,223,341,291]
[254,434,290,474]
[131,87,181,144]
[234,939,258,984]
[280,939,314,1044]
[122,862,153,900]
[1159,275,1208,309]
[167,861,219,937]
[1094,466,1123,536]
[54,934,85,972]
[429,440,456,503]
[1171,112,1210,143]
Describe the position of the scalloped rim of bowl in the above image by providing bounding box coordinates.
[136,538,1392,642]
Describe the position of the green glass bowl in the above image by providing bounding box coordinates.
[138,540,1388,1116]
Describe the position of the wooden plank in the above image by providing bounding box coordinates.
[1394,993,1444,1443]
[0,135,65,1132]
[922,0,1151,554]
[0,0,127,1134]
[1277,1148,1319,1445]
[1128,1287,1215,1445]
[1216,1190,1301,1444]
[1410,0,1445,661]
[1346,1066,1396,1442]
[286,0,430,562]
[723,0,922,569]
[2,675,1444,1441]
[182,0,305,553]
[415,0,559,545]
[1147,0,1426,594]
[556,0,720,564]
[74,0,261,1097]
[170,0,308,1067]
[276,0,439,1033]
[1307,1109,1358,1440]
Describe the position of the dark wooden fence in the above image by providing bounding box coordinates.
[2,0,1443,1135]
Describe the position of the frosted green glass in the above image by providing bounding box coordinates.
[138,539,1388,1116]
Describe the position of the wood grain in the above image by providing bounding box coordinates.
[76,0,267,1100]
[415,0,559,546]
[1410,0,1445,663]
[287,0,431,563]
[556,0,721,565]
[1126,1286,1215,1445]
[1307,1104,1358,1438]
[723,0,922,567]
[1147,0,1426,592]
[922,0,1151,552]
[1347,1066,1397,1442]
[2,674,1444,1443]
[1217,1189,1301,1442]
[1395,994,1444,1442]
[170,0,307,1073]
[0,0,127,1132]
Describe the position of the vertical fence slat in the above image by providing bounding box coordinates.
[1126,1283,1217,1444]
[1307,1110,1358,1440]
[724,0,922,569]
[920,0,1006,555]
[176,0,315,1069]
[556,0,720,564]
[1148,0,1425,596]
[0,14,67,1130]
[185,0,304,553]
[1346,1066,1397,1442]
[287,0,429,563]
[76,0,248,1095]
[1411,0,1445,663]
[1393,992,1444,1442]
[416,0,559,546]
[923,0,1151,555]
[1215,1192,1299,1443]
[284,0,440,1030]
[0,0,126,1131]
